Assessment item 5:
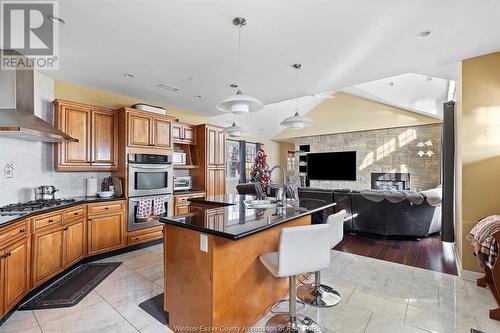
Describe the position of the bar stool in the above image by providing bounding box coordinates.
[297,210,346,307]
[259,224,331,333]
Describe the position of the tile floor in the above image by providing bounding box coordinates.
[1,244,499,333]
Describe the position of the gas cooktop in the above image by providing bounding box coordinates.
[0,199,76,214]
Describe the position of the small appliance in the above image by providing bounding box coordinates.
[174,176,192,191]
[173,151,186,165]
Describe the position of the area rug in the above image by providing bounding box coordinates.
[20,262,121,310]
[139,293,169,324]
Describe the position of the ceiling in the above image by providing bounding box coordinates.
[30,0,500,117]
[343,73,451,119]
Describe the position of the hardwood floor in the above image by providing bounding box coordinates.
[334,233,458,275]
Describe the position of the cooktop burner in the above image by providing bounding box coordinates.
[0,199,76,213]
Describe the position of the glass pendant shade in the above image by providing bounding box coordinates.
[280,111,313,129]
[223,122,245,137]
[216,91,263,114]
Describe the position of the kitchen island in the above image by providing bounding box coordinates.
[159,194,335,331]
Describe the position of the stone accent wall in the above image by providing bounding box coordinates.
[295,124,442,191]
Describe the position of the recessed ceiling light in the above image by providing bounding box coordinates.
[158,83,180,92]
[48,15,67,25]
[123,73,135,78]
[194,95,202,99]
[416,31,431,38]
[426,76,433,81]
[387,82,395,87]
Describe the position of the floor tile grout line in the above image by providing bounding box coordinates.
[31,310,45,333]
[363,312,373,333]
[94,288,141,332]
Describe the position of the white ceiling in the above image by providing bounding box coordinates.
[342,73,450,119]
[31,0,500,118]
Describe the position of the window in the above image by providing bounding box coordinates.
[245,142,257,181]
[226,140,240,181]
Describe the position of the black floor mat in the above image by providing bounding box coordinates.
[20,262,121,310]
[139,293,169,325]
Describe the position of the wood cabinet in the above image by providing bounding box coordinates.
[127,226,163,246]
[54,100,118,171]
[1,230,30,313]
[126,109,173,150]
[173,192,206,215]
[32,227,64,287]
[87,202,126,256]
[173,122,196,144]
[63,219,86,267]
[191,124,226,195]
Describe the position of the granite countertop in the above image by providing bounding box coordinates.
[0,196,125,228]
[173,190,207,196]
[160,193,335,240]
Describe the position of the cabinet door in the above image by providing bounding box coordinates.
[175,204,190,215]
[215,169,226,195]
[152,118,172,149]
[128,113,151,147]
[183,126,195,143]
[32,228,64,287]
[216,130,226,166]
[91,110,118,168]
[0,249,4,317]
[172,123,182,141]
[206,168,216,197]
[88,213,124,255]
[64,219,86,268]
[61,106,91,166]
[207,128,218,167]
[3,238,30,310]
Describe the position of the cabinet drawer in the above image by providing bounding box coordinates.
[127,230,163,246]
[0,220,29,246]
[64,206,86,222]
[33,213,63,231]
[88,201,125,216]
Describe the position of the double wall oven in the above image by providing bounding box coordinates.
[127,154,173,231]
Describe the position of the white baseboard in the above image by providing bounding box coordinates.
[460,269,483,281]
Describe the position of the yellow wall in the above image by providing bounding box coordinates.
[226,135,294,194]
[273,92,442,141]
[458,52,500,272]
[54,80,209,124]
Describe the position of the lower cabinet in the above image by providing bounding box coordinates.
[63,219,86,267]
[207,168,225,196]
[88,212,125,255]
[2,237,30,311]
[32,228,64,288]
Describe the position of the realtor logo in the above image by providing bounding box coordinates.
[1,1,59,69]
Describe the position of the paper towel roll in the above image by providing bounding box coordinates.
[86,177,98,197]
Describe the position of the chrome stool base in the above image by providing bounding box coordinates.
[297,283,341,307]
[265,314,321,333]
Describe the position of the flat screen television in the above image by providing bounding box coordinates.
[307,151,356,181]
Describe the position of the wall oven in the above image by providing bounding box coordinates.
[128,194,172,231]
[128,154,173,197]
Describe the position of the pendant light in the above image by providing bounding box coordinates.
[223,121,245,138]
[216,17,264,114]
[280,64,314,129]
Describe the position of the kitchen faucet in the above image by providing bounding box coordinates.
[269,165,287,205]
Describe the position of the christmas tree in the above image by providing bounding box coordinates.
[250,147,271,193]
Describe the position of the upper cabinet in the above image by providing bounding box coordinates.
[172,122,196,144]
[206,126,225,168]
[54,100,118,171]
[124,109,174,150]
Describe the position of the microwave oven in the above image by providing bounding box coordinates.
[173,152,186,165]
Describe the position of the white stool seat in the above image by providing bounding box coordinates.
[259,224,331,333]
[297,210,347,308]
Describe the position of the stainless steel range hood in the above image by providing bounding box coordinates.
[0,51,77,142]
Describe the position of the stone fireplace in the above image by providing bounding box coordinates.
[371,173,410,190]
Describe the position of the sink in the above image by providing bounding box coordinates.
[243,199,292,209]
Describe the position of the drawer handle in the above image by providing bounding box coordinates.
[135,237,140,240]
[63,227,69,231]
[19,229,26,233]
[74,212,79,216]
[104,207,109,210]
[48,219,54,223]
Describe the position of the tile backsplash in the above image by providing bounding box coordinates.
[0,72,110,206]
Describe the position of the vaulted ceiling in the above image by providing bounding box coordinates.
[33,0,500,117]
